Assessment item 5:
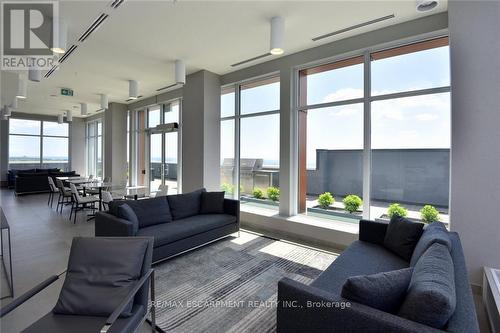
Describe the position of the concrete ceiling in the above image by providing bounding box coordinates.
[0,0,447,118]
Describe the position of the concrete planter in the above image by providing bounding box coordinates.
[375,214,425,224]
[241,196,279,207]
[308,206,362,220]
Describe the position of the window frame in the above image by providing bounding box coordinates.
[8,118,70,170]
[295,36,451,220]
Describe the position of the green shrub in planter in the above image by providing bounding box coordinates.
[318,192,334,209]
[343,195,363,213]
[252,188,264,199]
[267,187,280,202]
[387,203,408,218]
[420,205,440,223]
[220,183,234,194]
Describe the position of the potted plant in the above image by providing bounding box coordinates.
[267,187,280,202]
[343,195,363,214]
[387,203,408,218]
[252,188,264,199]
[420,205,440,223]
[318,192,334,209]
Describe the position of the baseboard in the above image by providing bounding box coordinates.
[471,283,482,295]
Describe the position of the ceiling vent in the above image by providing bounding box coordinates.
[156,84,178,92]
[44,65,59,78]
[312,14,395,42]
[231,52,272,67]
[110,0,125,9]
[58,44,78,63]
[78,13,109,43]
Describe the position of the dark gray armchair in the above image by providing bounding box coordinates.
[0,237,157,333]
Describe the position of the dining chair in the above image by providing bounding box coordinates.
[69,183,99,224]
[47,177,58,208]
[101,191,114,210]
[155,184,169,197]
[0,237,157,333]
[55,178,72,213]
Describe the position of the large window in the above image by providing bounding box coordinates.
[86,120,103,178]
[220,76,280,209]
[298,37,450,224]
[9,119,69,170]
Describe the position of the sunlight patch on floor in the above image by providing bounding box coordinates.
[230,231,259,245]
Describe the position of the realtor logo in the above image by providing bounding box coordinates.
[1,1,58,70]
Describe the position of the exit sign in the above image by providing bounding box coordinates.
[61,88,74,96]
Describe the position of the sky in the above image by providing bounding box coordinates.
[221,46,451,169]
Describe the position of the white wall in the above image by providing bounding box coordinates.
[70,118,86,175]
[448,0,500,286]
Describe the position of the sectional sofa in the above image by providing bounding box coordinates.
[95,189,239,263]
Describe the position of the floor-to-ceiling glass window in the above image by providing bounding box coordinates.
[86,119,103,178]
[297,37,450,224]
[9,119,69,171]
[220,75,280,210]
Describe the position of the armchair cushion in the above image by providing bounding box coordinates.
[53,238,149,318]
[399,243,456,329]
[341,267,413,313]
[383,216,424,261]
[167,188,205,220]
[200,191,225,214]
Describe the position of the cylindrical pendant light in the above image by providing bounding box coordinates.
[175,60,186,85]
[51,18,67,54]
[270,16,285,55]
[16,74,27,99]
[80,102,88,116]
[5,105,12,117]
[29,65,42,82]
[100,94,109,109]
[57,114,64,124]
[66,110,73,122]
[11,97,18,109]
[129,80,139,99]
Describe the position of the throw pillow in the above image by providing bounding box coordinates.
[399,243,456,329]
[341,267,413,313]
[410,222,451,266]
[122,196,173,228]
[167,188,206,220]
[200,191,225,214]
[383,216,424,261]
[53,237,149,317]
[118,204,139,234]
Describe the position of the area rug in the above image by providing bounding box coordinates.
[151,231,338,333]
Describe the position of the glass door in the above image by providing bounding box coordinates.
[148,131,179,194]
[149,133,162,192]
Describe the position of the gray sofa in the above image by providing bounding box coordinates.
[277,219,479,333]
[95,189,239,263]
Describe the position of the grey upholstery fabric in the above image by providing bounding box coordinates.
[23,304,145,333]
[137,214,236,247]
[311,240,408,295]
[167,188,205,220]
[118,204,139,234]
[446,232,480,333]
[95,212,135,236]
[410,222,452,266]
[399,243,456,329]
[341,267,413,313]
[108,200,127,216]
[383,216,424,261]
[53,238,149,317]
[120,197,172,228]
[200,191,225,214]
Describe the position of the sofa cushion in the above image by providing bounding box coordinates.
[311,240,408,295]
[53,238,149,318]
[108,200,127,216]
[341,267,413,313]
[118,204,140,234]
[137,214,236,247]
[383,216,424,261]
[410,222,451,266]
[119,197,172,228]
[167,188,205,220]
[399,243,456,329]
[200,191,225,214]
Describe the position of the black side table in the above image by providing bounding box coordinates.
[0,207,13,299]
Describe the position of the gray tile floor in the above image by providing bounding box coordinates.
[0,188,492,332]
